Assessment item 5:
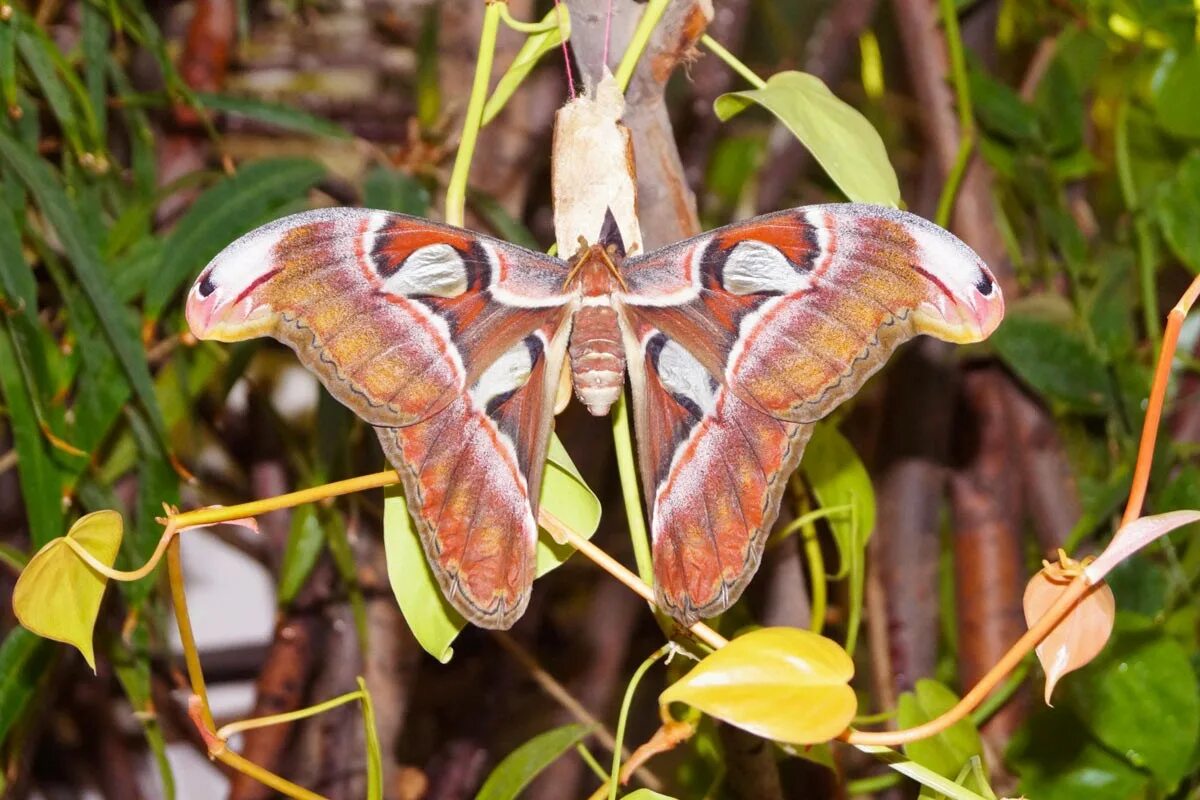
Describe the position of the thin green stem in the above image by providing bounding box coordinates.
[938,0,973,134]
[576,743,610,784]
[217,689,365,740]
[935,136,974,229]
[496,1,558,34]
[1115,100,1163,350]
[613,0,670,92]
[612,393,654,586]
[444,1,502,227]
[843,503,864,655]
[935,0,975,230]
[699,34,766,89]
[768,504,852,547]
[609,644,672,800]
[802,522,827,635]
[213,750,325,800]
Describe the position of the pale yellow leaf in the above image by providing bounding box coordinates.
[659,627,856,744]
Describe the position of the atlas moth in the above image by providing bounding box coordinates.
[186,200,1001,628]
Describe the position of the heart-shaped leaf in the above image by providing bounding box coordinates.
[13,510,123,670]
[1024,564,1116,705]
[386,433,601,661]
[714,71,900,206]
[659,627,856,744]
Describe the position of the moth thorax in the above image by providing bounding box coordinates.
[568,304,625,416]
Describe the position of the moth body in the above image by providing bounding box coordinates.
[566,241,628,416]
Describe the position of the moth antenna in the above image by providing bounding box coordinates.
[553,0,576,98]
[602,0,614,73]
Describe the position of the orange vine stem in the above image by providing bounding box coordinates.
[1119,272,1200,529]
[540,510,730,651]
[845,271,1200,746]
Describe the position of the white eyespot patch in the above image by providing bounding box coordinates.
[470,337,539,412]
[380,243,470,298]
[721,240,811,295]
[651,335,717,419]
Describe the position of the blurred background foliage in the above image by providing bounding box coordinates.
[0,0,1198,798]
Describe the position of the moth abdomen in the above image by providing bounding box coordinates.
[569,304,626,416]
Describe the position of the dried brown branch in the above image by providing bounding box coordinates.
[950,368,1027,750]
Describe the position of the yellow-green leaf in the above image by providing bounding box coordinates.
[385,433,600,661]
[714,71,900,206]
[659,627,857,744]
[897,679,984,779]
[13,510,123,670]
[475,722,592,800]
[535,434,602,572]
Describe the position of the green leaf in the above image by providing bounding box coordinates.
[1008,707,1149,800]
[481,7,571,126]
[803,423,875,581]
[989,296,1110,413]
[1153,50,1200,139]
[145,157,326,317]
[385,433,600,661]
[1156,152,1200,273]
[13,510,123,669]
[0,627,54,744]
[1060,614,1200,790]
[621,792,680,800]
[80,2,110,139]
[126,407,177,607]
[897,680,984,779]
[0,180,35,310]
[384,483,463,663]
[475,723,593,800]
[714,71,899,206]
[362,167,431,215]
[278,505,326,605]
[534,434,601,573]
[968,63,1040,144]
[15,26,81,153]
[660,627,857,744]
[194,92,351,139]
[0,321,63,546]
[0,127,169,444]
[0,14,16,112]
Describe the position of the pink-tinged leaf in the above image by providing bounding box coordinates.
[1085,510,1200,583]
[1023,564,1115,705]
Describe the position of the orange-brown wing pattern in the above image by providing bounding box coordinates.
[376,318,571,628]
[186,208,574,629]
[619,319,813,624]
[186,208,572,427]
[620,203,1004,424]
[617,203,1003,622]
